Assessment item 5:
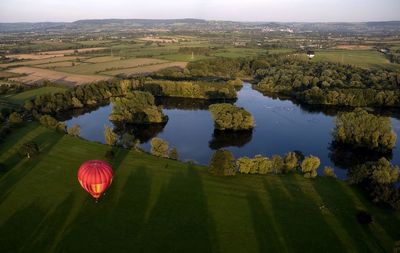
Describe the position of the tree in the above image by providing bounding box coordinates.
[323,166,336,178]
[24,100,34,111]
[67,124,80,137]
[237,156,252,174]
[271,155,284,174]
[301,156,320,178]
[8,112,23,125]
[237,155,272,175]
[39,115,63,130]
[254,155,272,174]
[284,152,298,172]
[18,141,39,158]
[71,97,84,108]
[121,133,135,149]
[371,158,399,184]
[169,147,178,160]
[104,126,118,146]
[151,137,169,158]
[209,150,236,176]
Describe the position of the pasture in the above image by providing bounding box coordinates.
[0,86,68,105]
[0,123,399,253]
[102,61,187,76]
[55,58,168,75]
[312,49,400,70]
[7,67,109,86]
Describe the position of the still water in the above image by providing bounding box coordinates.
[64,83,400,179]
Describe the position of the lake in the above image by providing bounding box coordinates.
[64,83,400,179]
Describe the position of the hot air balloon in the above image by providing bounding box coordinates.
[77,160,113,200]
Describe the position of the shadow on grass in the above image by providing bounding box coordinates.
[246,190,285,252]
[107,147,130,174]
[0,131,63,205]
[261,175,347,253]
[18,192,78,252]
[0,124,41,177]
[313,179,390,252]
[138,165,218,253]
[0,202,46,252]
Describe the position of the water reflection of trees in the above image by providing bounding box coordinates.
[254,85,400,120]
[328,142,393,170]
[209,130,253,150]
[56,103,108,121]
[112,122,167,143]
[155,97,236,110]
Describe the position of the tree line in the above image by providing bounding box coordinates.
[253,57,400,107]
[139,79,237,100]
[208,149,335,179]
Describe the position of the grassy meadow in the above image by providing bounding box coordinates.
[0,123,399,253]
[313,49,400,70]
[1,86,67,105]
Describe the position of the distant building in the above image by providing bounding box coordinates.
[233,41,247,47]
[307,50,315,59]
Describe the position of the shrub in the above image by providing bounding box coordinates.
[323,166,336,178]
[104,126,118,146]
[8,112,23,125]
[39,114,65,133]
[371,158,399,185]
[209,150,236,176]
[151,137,169,158]
[67,124,80,137]
[271,155,284,174]
[18,141,39,158]
[169,147,178,160]
[301,156,320,178]
[237,156,252,174]
[254,155,272,174]
[227,78,243,87]
[121,133,135,149]
[284,152,298,172]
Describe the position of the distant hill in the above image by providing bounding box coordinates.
[72,18,207,25]
[0,22,67,32]
[0,19,399,34]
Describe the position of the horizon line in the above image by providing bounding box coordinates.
[1,18,400,24]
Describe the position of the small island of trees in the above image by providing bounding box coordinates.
[333,108,397,151]
[209,103,254,131]
[109,91,168,124]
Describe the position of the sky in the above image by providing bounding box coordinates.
[0,0,399,23]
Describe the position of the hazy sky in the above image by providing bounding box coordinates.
[0,0,399,22]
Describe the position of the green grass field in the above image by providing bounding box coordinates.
[0,86,68,105]
[55,58,168,75]
[0,123,399,253]
[313,49,400,70]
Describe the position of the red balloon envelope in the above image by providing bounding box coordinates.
[78,160,113,200]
